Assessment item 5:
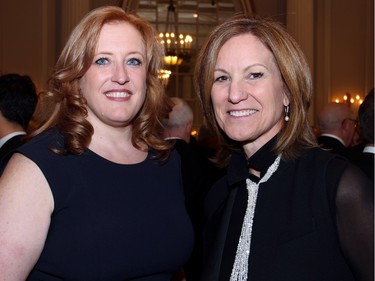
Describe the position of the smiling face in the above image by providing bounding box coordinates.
[211,33,289,156]
[79,21,147,129]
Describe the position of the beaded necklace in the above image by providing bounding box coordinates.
[230,154,282,281]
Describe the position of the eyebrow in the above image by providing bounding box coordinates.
[127,51,145,57]
[94,51,145,57]
[214,63,268,72]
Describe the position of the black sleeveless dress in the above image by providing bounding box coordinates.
[17,129,194,281]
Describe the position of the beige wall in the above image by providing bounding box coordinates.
[1,0,373,124]
[313,0,374,124]
[0,0,56,91]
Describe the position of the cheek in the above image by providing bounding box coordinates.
[272,99,284,114]
[79,71,98,94]
[211,94,222,116]
[210,89,224,110]
[133,71,147,94]
[139,90,147,104]
[212,103,226,129]
[269,91,285,115]
[211,90,228,119]
[136,67,147,81]
[78,77,89,97]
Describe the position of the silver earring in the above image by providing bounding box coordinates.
[284,105,290,122]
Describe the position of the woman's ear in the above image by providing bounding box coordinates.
[283,92,290,107]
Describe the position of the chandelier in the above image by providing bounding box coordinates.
[158,0,193,66]
[157,69,172,87]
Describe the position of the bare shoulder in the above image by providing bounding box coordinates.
[0,153,53,280]
[0,152,53,210]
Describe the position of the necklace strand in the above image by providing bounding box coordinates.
[230,154,281,281]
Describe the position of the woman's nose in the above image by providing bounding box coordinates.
[228,80,248,104]
[111,63,129,84]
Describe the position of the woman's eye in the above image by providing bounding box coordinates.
[249,72,264,79]
[214,75,228,82]
[95,57,109,65]
[127,58,142,66]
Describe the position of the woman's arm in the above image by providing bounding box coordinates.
[335,164,374,281]
[0,153,53,281]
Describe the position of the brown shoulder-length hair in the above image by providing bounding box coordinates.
[30,6,173,159]
[194,14,317,166]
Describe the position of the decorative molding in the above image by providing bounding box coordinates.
[59,0,90,50]
[286,0,315,122]
[121,0,139,12]
[239,0,255,16]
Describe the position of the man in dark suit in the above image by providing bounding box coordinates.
[163,97,225,280]
[349,89,374,182]
[163,97,224,204]
[317,102,357,157]
[0,73,38,174]
[163,97,212,210]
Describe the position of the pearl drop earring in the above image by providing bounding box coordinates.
[284,105,290,122]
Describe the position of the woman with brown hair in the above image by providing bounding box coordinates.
[192,14,373,281]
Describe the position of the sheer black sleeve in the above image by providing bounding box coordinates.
[335,163,374,281]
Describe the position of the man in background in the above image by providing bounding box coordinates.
[0,73,38,174]
[317,102,357,157]
[163,97,194,144]
[163,97,224,280]
[349,89,374,182]
[163,97,204,206]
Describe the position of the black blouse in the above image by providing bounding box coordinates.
[200,136,373,281]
